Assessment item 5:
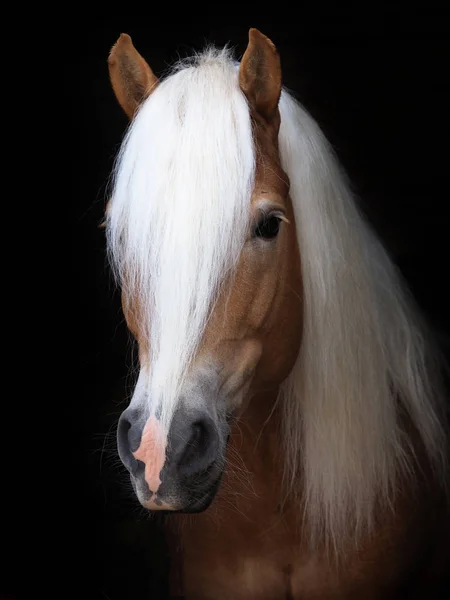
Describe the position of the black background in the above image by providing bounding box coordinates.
[62,7,450,600]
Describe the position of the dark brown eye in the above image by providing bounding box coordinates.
[254,214,282,240]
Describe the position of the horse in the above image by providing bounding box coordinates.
[104,28,449,599]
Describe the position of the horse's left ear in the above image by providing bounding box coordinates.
[108,33,159,119]
[98,199,111,229]
[239,28,282,121]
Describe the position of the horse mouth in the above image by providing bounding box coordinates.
[169,431,230,513]
[151,468,224,515]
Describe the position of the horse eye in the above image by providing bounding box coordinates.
[254,215,282,240]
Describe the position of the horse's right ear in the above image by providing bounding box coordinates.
[239,28,281,122]
[108,33,159,119]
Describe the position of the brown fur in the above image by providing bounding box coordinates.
[108,33,159,119]
[106,29,449,598]
[165,394,448,598]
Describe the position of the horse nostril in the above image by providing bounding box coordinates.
[117,410,144,477]
[176,416,219,478]
[191,421,210,455]
[181,422,205,465]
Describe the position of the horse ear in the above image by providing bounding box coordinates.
[239,28,282,121]
[98,199,111,229]
[108,33,159,119]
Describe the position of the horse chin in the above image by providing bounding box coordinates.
[183,470,224,513]
[170,434,230,514]
[159,471,225,515]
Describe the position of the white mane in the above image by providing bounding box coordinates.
[107,46,448,550]
[278,91,447,549]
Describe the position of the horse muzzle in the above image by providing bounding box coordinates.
[117,403,229,512]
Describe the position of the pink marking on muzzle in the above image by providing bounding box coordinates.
[133,416,167,493]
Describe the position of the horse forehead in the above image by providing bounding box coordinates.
[252,161,289,202]
[250,117,289,201]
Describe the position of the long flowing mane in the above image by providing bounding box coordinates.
[277,91,447,548]
[106,46,448,549]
